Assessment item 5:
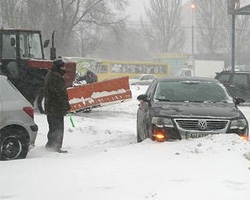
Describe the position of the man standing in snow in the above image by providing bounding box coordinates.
[44,57,71,153]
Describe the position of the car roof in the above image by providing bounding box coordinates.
[217,70,250,75]
[140,74,156,77]
[0,74,7,80]
[157,76,220,83]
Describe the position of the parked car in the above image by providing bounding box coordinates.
[215,71,250,103]
[0,75,38,160]
[129,74,157,86]
[137,76,249,142]
[235,65,250,72]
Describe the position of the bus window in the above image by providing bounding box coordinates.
[144,66,150,73]
[100,65,108,73]
[153,66,159,73]
[127,65,136,73]
[121,64,127,72]
[111,64,122,72]
[135,65,143,73]
[146,66,155,74]
[150,67,155,74]
[95,63,100,73]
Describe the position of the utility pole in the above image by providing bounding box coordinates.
[231,14,236,72]
[191,2,196,57]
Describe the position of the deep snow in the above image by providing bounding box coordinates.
[1,85,250,200]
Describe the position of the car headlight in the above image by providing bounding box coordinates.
[230,119,247,130]
[152,117,174,128]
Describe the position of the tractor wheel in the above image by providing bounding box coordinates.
[37,89,45,114]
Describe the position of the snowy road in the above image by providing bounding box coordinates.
[1,85,250,200]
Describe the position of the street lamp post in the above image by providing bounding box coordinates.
[231,13,236,72]
[191,2,196,57]
[189,2,196,74]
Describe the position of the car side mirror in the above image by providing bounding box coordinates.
[137,94,151,106]
[43,39,50,48]
[137,94,150,102]
[234,97,245,105]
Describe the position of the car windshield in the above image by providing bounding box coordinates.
[154,80,232,103]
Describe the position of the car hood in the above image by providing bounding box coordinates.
[152,101,242,119]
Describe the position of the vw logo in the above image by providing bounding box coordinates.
[197,119,207,130]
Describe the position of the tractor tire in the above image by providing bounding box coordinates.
[37,89,45,114]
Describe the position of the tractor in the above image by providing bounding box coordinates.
[0,28,76,113]
[0,28,131,114]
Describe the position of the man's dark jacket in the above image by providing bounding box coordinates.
[44,69,71,116]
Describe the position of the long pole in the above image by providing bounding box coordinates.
[192,8,194,56]
[190,2,196,75]
[231,14,235,72]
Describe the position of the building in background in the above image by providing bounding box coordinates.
[152,53,188,76]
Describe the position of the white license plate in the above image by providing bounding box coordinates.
[185,132,209,139]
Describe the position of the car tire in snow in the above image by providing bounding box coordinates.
[0,128,29,160]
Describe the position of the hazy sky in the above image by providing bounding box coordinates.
[126,0,190,21]
[126,0,149,21]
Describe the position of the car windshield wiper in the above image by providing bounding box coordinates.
[184,100,205,103]
[212,100,228,103]
[185,100,229,103]
[201,99,229,103]
[155,98,172,102]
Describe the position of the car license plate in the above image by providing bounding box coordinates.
[185,132,209,139]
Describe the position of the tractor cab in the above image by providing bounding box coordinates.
[0,29,47,60]
[0,29,49,105]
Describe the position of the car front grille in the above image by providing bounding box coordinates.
[174,119,229,132]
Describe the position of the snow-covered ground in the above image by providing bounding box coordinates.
[1,85,250,200]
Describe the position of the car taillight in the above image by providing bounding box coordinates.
[23,107,34,119]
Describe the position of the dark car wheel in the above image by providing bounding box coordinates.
[0,128,29,160]
[136,120,148,142]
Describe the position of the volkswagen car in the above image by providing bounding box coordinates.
[136,76,248,142]
[0,75,38,160]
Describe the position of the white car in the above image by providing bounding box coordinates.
[129,74,157,86]
[0,75,38,160]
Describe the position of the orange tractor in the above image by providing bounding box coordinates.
[0,28,131,113]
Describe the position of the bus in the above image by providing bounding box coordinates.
[93,60,171,81]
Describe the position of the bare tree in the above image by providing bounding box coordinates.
[74,24,102,57]
[95,24,150,60]
[195,0,250,66]
[195,0,230,54]
[47,0,128,56]
[195,0,250,56]
[235,15,250,62]
[66,0,128,56]
[0,0,128,56]
[0,0,24,27]
[141,0,185,53]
